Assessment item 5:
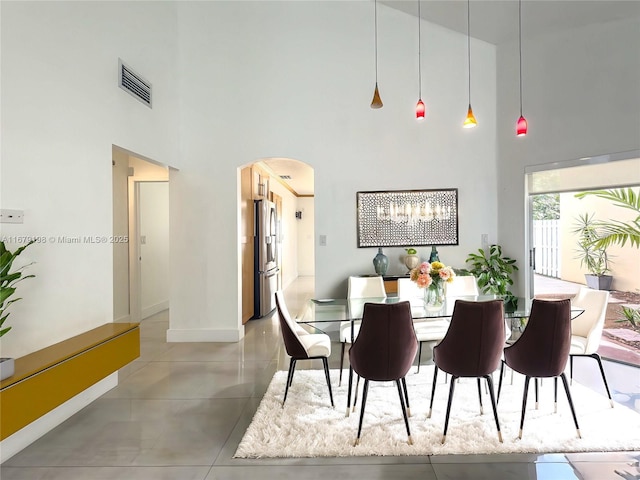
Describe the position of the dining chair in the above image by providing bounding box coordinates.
[569,287,614,407]
[413,276,477,374]
[275,291,334,408]
[338,275,386,386]
[427,299,505,444]
[397,277,423,300]
[349,301,418,446]
[445,275,479,297]
[499,298,581,439]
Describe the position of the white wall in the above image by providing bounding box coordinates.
[170,1,498,341]
[139,182,170,317]
[266,175,299,290]
[496,17,640,295]
[0,1,180,358]
[296,197,315,277]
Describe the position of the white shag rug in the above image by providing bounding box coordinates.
[234,367,640,458]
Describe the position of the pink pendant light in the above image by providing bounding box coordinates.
[463,0,477,128]
[516,0,528,136]
[415,0,425,121]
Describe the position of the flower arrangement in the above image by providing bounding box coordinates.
[409,261,456,289]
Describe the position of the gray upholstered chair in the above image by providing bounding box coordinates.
[427,299,505,444]
[349,301,418,446]
[499,298,581,439]
[338,275,386,386]
[275,291,334,408]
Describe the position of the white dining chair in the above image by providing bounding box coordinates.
[569,286,613,407]
[397,277,423,300]
[445,275,479,297]
[338,276,386,386]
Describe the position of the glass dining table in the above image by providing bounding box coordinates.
[297,295,584,343]
[297,295,584,416]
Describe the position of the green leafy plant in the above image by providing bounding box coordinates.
[465,244,519,296]
[575,188,640,249]
[405,247,417,255]
[0,240,35,338]
[572,212,611,276]
[617,305,640,331]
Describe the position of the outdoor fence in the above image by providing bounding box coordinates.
[533,219,560,278]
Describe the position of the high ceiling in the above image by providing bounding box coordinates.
[264,1,640,196]
[384,0,640,46]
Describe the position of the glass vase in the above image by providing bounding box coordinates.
[424,282,445,310]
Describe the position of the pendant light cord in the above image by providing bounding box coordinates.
[519,0,523,115]
[467,0,471,104]
[374,0,379,83]
[418,0,422,98]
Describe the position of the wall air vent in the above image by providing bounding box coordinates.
[280,175,292,180]
[118,58,152,108]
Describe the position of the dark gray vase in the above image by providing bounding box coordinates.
[373,248,389,276]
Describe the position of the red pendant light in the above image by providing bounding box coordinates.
[516,0,528,136]
[415,0,425,121]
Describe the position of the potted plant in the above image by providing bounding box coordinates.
[572,212,613,290]
[465,244,519,312]
[0,240,36,381]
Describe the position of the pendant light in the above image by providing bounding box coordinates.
[371,0,383,109]
[463,0,477,128]
[415,0,425,120]
[516,0,528,136]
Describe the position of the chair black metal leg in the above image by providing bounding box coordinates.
[441,375,458,444]
[570,354,574,385]
[283,359,297,407]
[428,366,439,418]
[591,353,614,407]
[417,341,423,373]
[554,377,558,413]
[396,379,413,445]
[518,376,531,438]
[322,357,335,408]
[401,377,411,416]
[353,374,361,412]
[354,379,370,446]
[559,372,581,438]
[346,366,354,417]
[339,342,346,387]
[477,377,484,414]
[497,361,505,404]
[534,377,539,409]
[484,374,503,442]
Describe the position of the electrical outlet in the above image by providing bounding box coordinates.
[0,209,24,224]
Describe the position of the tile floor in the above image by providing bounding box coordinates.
[2,276,639,480]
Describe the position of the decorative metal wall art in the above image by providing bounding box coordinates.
[357,189,459,247]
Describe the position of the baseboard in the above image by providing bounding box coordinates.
[166,327,244,343]
[0,374,117,464]
[142,300,169,319]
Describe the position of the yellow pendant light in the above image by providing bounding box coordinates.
[463,0,477,128]
[371,0,383,109]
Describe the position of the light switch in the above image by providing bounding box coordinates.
[319,235,327,246]
[0,209,24,224]
[140,235,147,245]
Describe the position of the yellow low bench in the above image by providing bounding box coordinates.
[0,322,140,441]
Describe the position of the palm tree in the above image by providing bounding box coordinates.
[575,188,640,249]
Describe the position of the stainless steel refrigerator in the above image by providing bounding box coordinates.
[254,199,279,318]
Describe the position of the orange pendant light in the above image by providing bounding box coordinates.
[370,0,383,109]
[463,0,477,128]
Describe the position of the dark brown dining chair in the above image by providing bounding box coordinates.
[349,301,418,446]
[427,299,505,444]
[275,291,334,408]
[499,298,581,439]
